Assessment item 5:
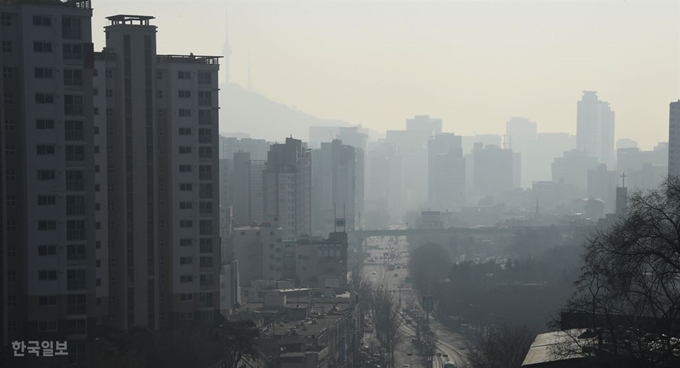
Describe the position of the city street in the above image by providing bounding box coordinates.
[362,230,468,368]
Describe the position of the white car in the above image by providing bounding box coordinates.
[372,272,377,275]
[402,365,410,368]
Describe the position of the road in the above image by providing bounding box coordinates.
[362,227,468,368]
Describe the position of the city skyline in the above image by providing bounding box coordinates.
[89,0,679,149]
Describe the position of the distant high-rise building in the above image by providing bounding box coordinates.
[552,150,599,192]
[616,138,638,150]
[366,140,403,226]
[587,164,617,213]
[506,117,537,187]
[101,15,221,330]
[577,91,616,167]
[428,133,465,210]
[263,137,312,241]
[472,143,515,198]
[311,140,358,237]
[0,2,100,365]
[669,101,680,178]
[406,115,442,135]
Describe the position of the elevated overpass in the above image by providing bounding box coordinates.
[351,225,585,249]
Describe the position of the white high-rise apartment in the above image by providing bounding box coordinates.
[669,101,680,178]
[99,15,221,330]
[1,1,100,366]
[263,137,311,241]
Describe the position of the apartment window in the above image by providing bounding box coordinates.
[38,195,56,205]
[64,69,83,86]
[64,95,84,116]
[200,256,213,268]
[36,145,55,155]
[8,271,17,282]
[179,220,193,228]
[67,244,86,261]
[198,128,211,144]
[38,220,57,231]
[179,165,192,172]
[106,108,114,117]
[199,238,213,253]
[179,128,191,135]
[36,119,55,129]
[1,41,12,53]
[105,69,113,78]
[65,145,85,162]
[66,220,85,240]
[92,68,98,76]
[67,295,86,315]
[6,146,15,156]
[198,109,212,125]
[38,245,57,256]
[199,220,212,236]
[199,147,213,159]
[94,146,100,153]
[7,296,17,307]
[8,246,17,256]
[179,257,193,265]
[179,239,192,246]
[65,120,84,141]
[38,270,58,281]
[200,274,214,287]
[2,67,11,79]
[179,183,192,191]
[180,293,193,301]
[179,312,194,320]
[3,93,13,105]
[199,202,212,215]
[179,146,192,154]
[178,71,190,79]
[67,270,86,290]
[96,260,101,267]
[178,90,191,98]
[199,183,213,199]
[199,165,212,180]
[66,196,85,216]
[63,43,83,60]
[106,89,113,97]
[66,170,85,191]
[35,93,54,104]
[198,91,212,107]
[179,202,192,210]
[7,220,17,232]
[33,41,52,53]
[179,109,191,117]
[33,15,51,26]
[180,275,193,283]
[6,195,16,207]
[37,170,56,180]
[62,17,82,39]
[156,90,162,99]
[34,67,53,78]
[198,71,211,85]
[39,296,58,306]
[1,13,10,26]
[38,321,58,332]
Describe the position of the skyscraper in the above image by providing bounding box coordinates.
[100,15,221,330]
[577,91,616,168]
[0,1,99,366]
[263,137,312,241]
[428,133,465,210]
[669,100,680,178]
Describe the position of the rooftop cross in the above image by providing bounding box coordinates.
[620,173,627,188]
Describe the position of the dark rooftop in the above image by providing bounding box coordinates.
[106,15,155,26]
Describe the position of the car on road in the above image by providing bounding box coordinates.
[372,271,377,275]
[402,365,410,368]
[437,353,442,357]
[442,354,449,358]
[394,273,398,277]
[406,352,412,356]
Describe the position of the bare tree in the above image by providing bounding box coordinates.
[464,324,535,368]
[369,287,404,368]
[553,178,680,368]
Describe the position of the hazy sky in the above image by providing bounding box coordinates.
[92,0,679,149]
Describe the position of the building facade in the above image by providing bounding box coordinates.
[669,101,680,178]
[428,133,465,211]
[1,1,98,366]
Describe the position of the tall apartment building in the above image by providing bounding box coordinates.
[311,140,357,237]
[232,225,283,287]
[669,101,680,178]
[506,117,537,187]
[428,133,465,211]
[577,91,616,168]
[263,137,311,241]
[222,152,266,227]
[0,1,98,366]
[472,143,515,198]
[99,15,221,330]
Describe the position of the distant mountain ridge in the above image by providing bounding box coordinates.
[219,82,352,142]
